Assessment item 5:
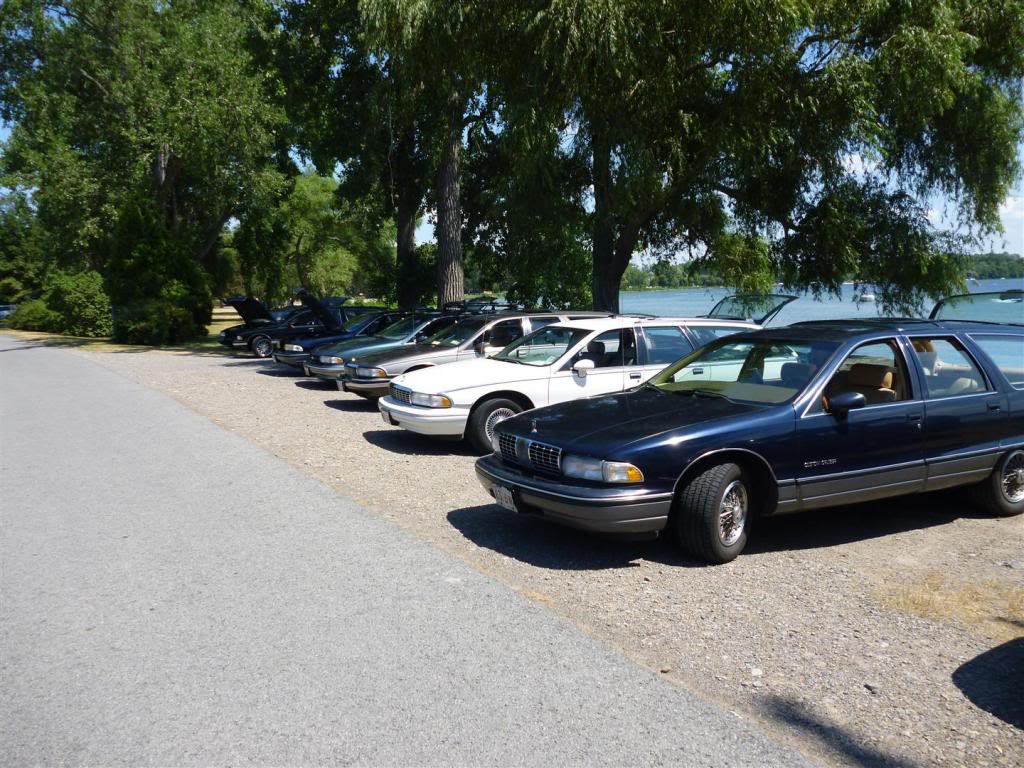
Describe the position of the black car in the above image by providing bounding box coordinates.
[219,292,384,358]
[270,309,409,369]
[217,296,303,353]
[477,300,1023,564]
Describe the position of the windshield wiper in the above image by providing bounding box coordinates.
[691,388,733,402]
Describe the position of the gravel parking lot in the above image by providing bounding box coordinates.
[68,342,1024,767]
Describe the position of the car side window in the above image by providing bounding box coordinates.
[527,317,559,332]
[569,329,638,368]
[910,337,989,398]
[485,319,524,348]
[823,340,912,406]
[688,325,747,347]
[290,311,314,327]
[644,326,694,365]
[969,334,1024,389]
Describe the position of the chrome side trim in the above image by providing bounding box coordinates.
[673,448,781,499]
[798,458,923,484]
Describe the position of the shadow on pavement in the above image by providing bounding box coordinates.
[952,637,1024,729]
[362,429,477,457]
[448,490,988,571]
[255,367,303,378]
[760,695,918,768]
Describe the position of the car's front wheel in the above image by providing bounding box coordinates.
[250,336,272,358]
[467,398,522,454]
[673,462,750,564]
[971,450,1024,517]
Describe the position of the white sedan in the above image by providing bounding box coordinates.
[377,315,759,452]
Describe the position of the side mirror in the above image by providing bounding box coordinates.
[572,359,596,378]
[827,391,866,418]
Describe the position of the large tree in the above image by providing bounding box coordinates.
[524,0,1023,312]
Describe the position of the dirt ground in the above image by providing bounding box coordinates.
[26,335,1023,767]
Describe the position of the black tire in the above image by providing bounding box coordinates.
[672,462,751,564]
[467,398,523,454]
[970,450,1024,517]
[250,335,272,358]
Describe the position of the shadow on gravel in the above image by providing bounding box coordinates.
[363,429,477,457]
[295,380,336,391]
[761,696,918,768]
[448,490,988,570]
[446,504,696,570]
[325,399,379,413]
[256,367,303,378]
[746,490,985,555]
[952,637,1024,729]
[221,359,267,367]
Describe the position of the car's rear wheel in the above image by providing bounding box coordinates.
[971,450,1024,517]
[673,462,750,564]
[250,335,272,358]
[467,398,522,454]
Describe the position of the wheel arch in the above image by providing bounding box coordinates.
[672,448,779,517]
[468,390,536,416]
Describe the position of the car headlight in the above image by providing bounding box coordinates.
[218,331,226,339]
[356,366,387,378]
[284,343,303,352]
[562,455,644,484]
[320,356,344,364]
[410,392,452,408]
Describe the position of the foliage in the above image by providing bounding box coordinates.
[7,299,60,331]
[968,253,1024,279]
[45,271,112,336]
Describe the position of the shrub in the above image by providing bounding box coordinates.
[46,271,112,337]
[113,295,203,345]
[8,299,61,331]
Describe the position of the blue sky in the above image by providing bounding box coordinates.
[2,123,1021,255]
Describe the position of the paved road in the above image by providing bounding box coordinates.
[0,337,808,766]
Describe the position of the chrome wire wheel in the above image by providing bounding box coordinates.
[484,407,517,442]
[252,337,272,358]
[718,480,748,547]
[1001,451,1024,504]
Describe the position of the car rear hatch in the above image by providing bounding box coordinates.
[706,294,798,325]
[929,290,1024,324]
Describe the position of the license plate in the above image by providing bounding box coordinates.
[493,485,517,512]
[336,380,346,391]
[381,408,391,425]
[302,365,310,376]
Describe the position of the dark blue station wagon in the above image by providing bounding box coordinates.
[476,309,1024,563]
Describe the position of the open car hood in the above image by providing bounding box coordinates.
[930,290,1023,324]
[223,296,274,327]
[296,290,344,331]
[706,294,798,325]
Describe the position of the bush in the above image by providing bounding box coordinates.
[113,295,204,345]
[8,299,61,331]
[46,271,112,337]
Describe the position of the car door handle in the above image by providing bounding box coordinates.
[907,412,922,422]
[629,372,641,380]
[987,402,1001,412]
[692,368,704,375]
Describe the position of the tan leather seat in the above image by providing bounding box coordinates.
[848,363,896,404]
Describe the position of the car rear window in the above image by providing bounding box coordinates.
[688,325,748,347]
[970,334,1024,389]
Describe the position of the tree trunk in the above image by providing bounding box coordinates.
[591,127,620,312]
[395,190,419,310]
[436,92,465,307]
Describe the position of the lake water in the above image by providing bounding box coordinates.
[620,278,1024,325]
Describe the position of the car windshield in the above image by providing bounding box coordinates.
[649,338,840,404]
[376,316,421,340]
[425,316,488,347]
[493,325,590,366]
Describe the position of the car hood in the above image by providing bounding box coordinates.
[223,296,273,327]
[393,357,546,394]
[502,386,769,454]
[314,337,403,359]
[297,291,343,331]
[356,343,456,369]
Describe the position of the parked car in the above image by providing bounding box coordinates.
[0,304,16,321]
[341,310,612,404]
[218,292,383,358]
[476,307,1024,564]
[380,314,760,452]
[270,309,408,370]
[303,312,462,389]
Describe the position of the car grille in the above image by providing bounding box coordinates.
[390,384,412,405]
[498,434,562,475]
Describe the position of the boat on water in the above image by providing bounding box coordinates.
[855,292,876,303]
